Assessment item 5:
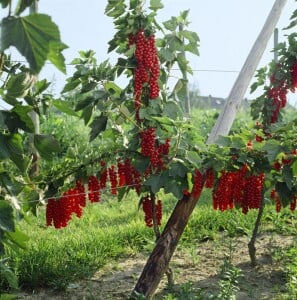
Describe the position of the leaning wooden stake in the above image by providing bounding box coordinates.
[207,0,287,144]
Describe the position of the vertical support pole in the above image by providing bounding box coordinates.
[29,0,40,177]
[179,23,191,117]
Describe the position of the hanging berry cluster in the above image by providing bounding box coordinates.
[129,29,160,122]
[266,77,288,124]
[140,127,170,172]
[46,159,142,229]
[192,169,203,198]
[46,180,86,229]
[212,165,265,214]
[204,168,215,189]
[270,188,297,213]
[255,58,297,128]
[142,195,162,227]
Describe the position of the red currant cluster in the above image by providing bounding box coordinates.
[108,165,118,195]
[142,195,162,227]
[272,150,296,172]
[192,169,203,199]
[88,175,100,203]
[204,168,215,189]
[241,173,265,214]
[270,189,282,212]
[99,162,108,189]
[270,189,296,213]
[212,165,265,214]
[87,163,109,202]
[117,160,126,187]
[140,127,170,171]
[129,29,160,122]
[122,158,142,194]
[267,80,288,123]
[46,180,86,229]
[290,61,297,90]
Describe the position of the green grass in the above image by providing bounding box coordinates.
[2,189,297,294]
[273,241,297,299]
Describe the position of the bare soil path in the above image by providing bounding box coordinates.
[19,233,295,299]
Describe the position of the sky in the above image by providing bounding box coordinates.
[5,1,297,104]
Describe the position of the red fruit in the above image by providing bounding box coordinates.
[192,169,203,199]
[88,175,100,203]
[108,165,118,195]
[205,168,215,188]
[142,195,153,227]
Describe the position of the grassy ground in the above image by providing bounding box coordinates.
[2,189,297,299]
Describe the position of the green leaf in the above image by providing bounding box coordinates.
[163,101,183,119]
[177,53,191,76]
[104,81,122,97]
[152,116,175,125]
[0,263,18,290]
[167,34,184,51]
[7,133,27,173]
[0,172,24,196]
[179,30,199,43]
[163,179,185,199]
[47,41,68,73]
[159,48,175,62]
[173,78,188,101]
[12,105,35,132]
[89,114,108,142]
[230,136,246,149]
[51,100,79,117]
[4,72,36,105]
[15,0,35,15]
[263,140,283,162]
[185,42,199,56]
[34,78,51,95]
[149,0,164,11]
[144,174,164,193]
[169,160,187,178]
[62,79,81,93]
[81,105,93,125]
[0,134,10,159]
[80,82,98,94]
[163,17,178,31]
[292,160,297,177]
[0,201,15,232]
[0,0,10,8]
[34,134,62,160]
[1,109,34,133]
[282,165,293,190]
[105,0,126,18]
[275,181,292,207]
[1,14,67,73]
[0,293,18,300]
[75,97,94,111]
[186,151,201,168]
[5,229,28,250]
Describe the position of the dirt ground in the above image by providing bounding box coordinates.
[18,233,295,300]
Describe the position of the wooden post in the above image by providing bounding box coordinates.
[207,0,287,144]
